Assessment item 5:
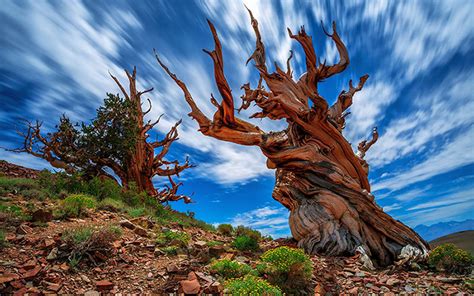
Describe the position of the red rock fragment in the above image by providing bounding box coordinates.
[0,273,20,284]
[96,280,114,291]
[47,283,62,292]
[180,272,201,294]
[22,266,41,280]
[21,260,37,271]
[43,238,55,248]
[13,287,28,296]
[11,280,24,289]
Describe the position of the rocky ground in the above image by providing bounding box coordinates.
[0,163,472,295]
[0,195,472,295]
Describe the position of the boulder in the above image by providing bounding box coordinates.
[31,209,53,223]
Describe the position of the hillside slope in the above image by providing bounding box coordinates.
[430,230,474,254]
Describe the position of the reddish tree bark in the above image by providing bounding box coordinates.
[157,10,429,265]
[109,68,193,202]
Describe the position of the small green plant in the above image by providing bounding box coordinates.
[68,256,81,269]
[83,177,122,201]
[0,229,6,248]
[235,225,261,241]
[20,188,47,200]
[107,225,123,237]
[224,275,282,295]
[0,204,24,217]
[155,230,190,247]
[62,225,122,268]
[0,203,29,223]
[127,207,146,218]
[232,235,259,252]
[161,245,179,256]
[210,259,253,279]
[217,224,234,236]
[429,244,473,274]
[98,198,125,212]
[59,194,96,218]
[206,241,224,247]
[62,226,94,244]
[259,246,314,294]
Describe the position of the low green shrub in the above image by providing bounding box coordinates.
[224,275,282,295]
[232,235,259,252]
[429,244,473,274]
[62,225,122,268]
[156,230,190,247]
[161,246,179,256]
[235,225,261,241]
[259,246,313,294]
[38,171,83,196]
[59,194,96,218]
[62,226,94,244]
[127,207,147,218]
[0,204,24,217]
[38,171,123,202]
[120,182,148,206]
[98,198,125,212]
[217,224,234,236]
[0,203,29,223]
[20,189,47,200]
[107,225,123,237]
[0,176,39,192]
[83,177,122,201]
[210,259,253,279]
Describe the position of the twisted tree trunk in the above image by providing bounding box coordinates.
[156,8,429,265]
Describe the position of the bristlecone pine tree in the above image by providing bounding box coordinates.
[12,68,193,203]
[156,10,429,265]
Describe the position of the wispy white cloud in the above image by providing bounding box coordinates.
[392,186,431,202]
[384,1,474,81]
[0,0,141,121]
[398,187,474,227]
[222,205,290,238]
[383,203,401,213]
[408,187,474,211]
[344,80,397,143]
[373,124,474,192]
[368,71,474,168]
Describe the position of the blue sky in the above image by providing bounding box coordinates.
[1,0,473,238]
